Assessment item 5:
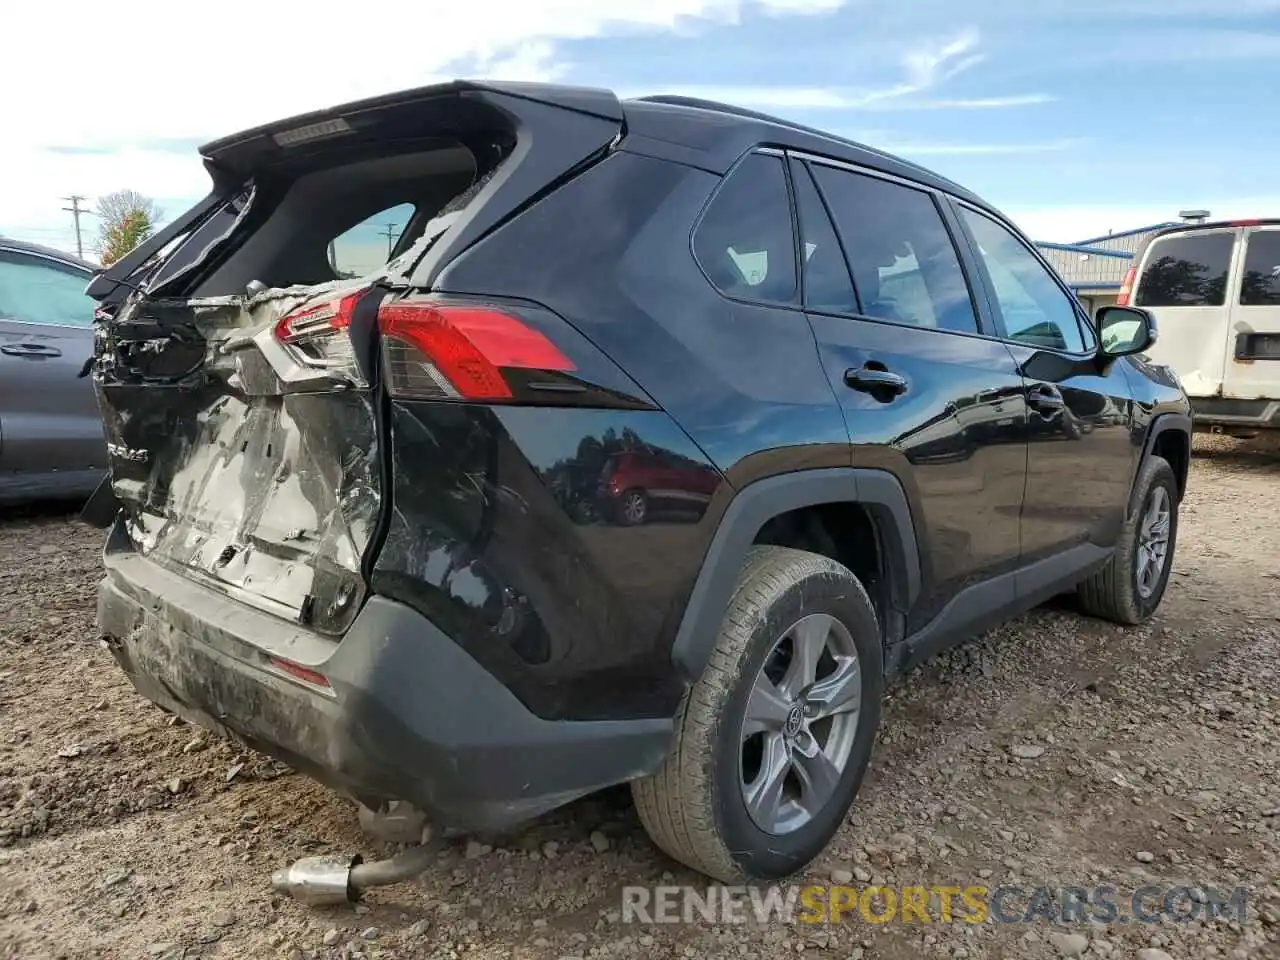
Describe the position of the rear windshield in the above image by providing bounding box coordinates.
[140,145,499,299]
[1240,231,1280,306]
[191,147,482,297]
[1135,233,1233,308]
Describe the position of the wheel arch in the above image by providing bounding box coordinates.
[1131,413,1192,517]
[670,468,921,681]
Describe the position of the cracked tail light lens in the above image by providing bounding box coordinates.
[273,289,367,371]
[377,299,575,401]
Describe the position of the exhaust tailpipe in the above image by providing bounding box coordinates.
[271,835,444,905]
[270,854,363,906]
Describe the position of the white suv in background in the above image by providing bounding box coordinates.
[1122,220,1280,434]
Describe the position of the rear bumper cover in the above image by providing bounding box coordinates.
[96,529,672,833]
[1189,396,1280,428]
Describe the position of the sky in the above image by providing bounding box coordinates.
[4,0,1280,261]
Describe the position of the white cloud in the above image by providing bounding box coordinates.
[887,137,1085,157]
[1,0,848,244]
[646,86,1052,110]
[866,94,1054,110]
[1007,198,1280,242]
[643,29,1053,113]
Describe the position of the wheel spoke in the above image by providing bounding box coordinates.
[790,734,841,814]
[806,657,861,720]
[744,733,791,829]
[782,615,831,696]
[743,677,792,737]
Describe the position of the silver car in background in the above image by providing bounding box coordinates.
[0,238,107,503]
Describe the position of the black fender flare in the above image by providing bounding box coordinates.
[1128,412,1192,518]
[670,468,921,680]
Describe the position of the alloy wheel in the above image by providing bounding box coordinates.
[1135,485,1171,599]
[738,613,862,835]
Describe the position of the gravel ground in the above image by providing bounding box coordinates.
[1,435,1278,960]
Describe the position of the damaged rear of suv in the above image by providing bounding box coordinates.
[89,82,684,853]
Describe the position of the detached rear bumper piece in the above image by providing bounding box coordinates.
[96,525,672,833]
[1190,396,1280,429]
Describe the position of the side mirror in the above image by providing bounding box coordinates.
[1096,305,1157,357]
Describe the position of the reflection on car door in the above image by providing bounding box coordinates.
[0,249,106,492]
[952,204,1135,562]
[794,157,1028,629]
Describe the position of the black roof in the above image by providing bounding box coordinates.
[0,237,97,272]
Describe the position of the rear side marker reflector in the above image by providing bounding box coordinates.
[269,657,332,690]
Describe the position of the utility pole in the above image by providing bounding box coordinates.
[62,195,89,259]
[379,222,400,259]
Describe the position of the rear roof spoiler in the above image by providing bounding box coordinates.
[199,80,622,177]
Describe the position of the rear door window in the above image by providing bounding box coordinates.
[1240,230,1280,306]
[0,252,94,327]
[789,160,857,314]
[810,166,979,334]
[1135,233,1233,307]
[693,153,798,304]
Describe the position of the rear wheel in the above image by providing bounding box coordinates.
[1078,455,1179,624]
[632,546,883,881]
[618,489,648,526]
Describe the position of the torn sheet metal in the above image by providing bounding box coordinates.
[93,282,379,635]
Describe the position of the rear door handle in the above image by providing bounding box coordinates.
[1,343,62,359]
[844,366,908,396]
[1027,384,1065,412]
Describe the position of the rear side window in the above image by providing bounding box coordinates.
[1135,233,1233,307]
[0,252,93,327]
[810,166,978,334]
[1240,231,1280,306]
[694,153,798,304]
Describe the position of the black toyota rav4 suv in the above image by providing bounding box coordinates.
[86,80,1191,887]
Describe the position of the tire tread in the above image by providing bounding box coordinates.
[633,546,874,881]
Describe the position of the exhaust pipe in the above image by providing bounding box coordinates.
[271,837,444,906]
[271,854,363,906]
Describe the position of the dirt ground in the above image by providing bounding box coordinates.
[1,436,1277,960]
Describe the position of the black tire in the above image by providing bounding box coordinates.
[632,546,883,882]
[1077,455,1179,625]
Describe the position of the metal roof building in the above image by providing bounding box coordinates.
[1035,223,1180,312]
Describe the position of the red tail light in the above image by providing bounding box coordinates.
[274,289,367,370]
[378,299,574,401]
[272,289,575,401]
[1118,266,1137,306]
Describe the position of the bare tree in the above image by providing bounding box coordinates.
[95,190,163,266]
